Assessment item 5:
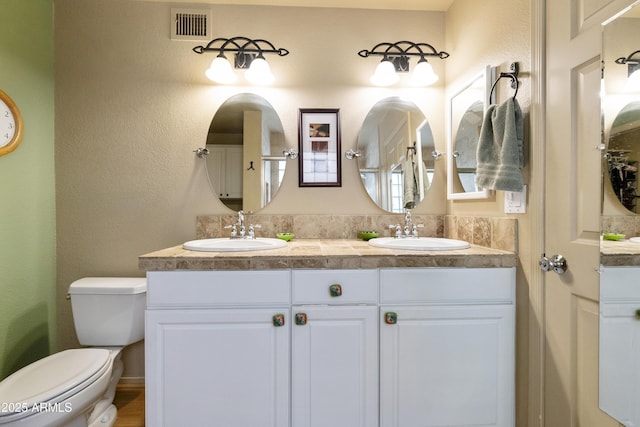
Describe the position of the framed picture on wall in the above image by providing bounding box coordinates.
[298,108,341,187]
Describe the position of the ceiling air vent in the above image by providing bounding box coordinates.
[171,8,211,41]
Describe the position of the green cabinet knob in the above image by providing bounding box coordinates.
[295,312,307,326]
[272,314,285,327]
[329,284,342,297]
[384,312,397,325]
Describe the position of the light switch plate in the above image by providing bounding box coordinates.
[504,185,527,213]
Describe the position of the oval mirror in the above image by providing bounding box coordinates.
[205,93,286,212]
[357,97,435,213]
[606,101,640,214]
[447,67,494,199]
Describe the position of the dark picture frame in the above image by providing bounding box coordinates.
[298,108,341,187]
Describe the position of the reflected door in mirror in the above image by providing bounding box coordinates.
[357,97,434,212]
[206,93,286,212]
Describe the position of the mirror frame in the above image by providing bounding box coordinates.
[447,65,495,200]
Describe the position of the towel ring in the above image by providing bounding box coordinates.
[489,62,520,101]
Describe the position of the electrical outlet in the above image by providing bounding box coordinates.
[504,185,527,213]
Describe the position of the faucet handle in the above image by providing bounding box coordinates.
[389,224,402,238]
[247,224,261,239]
[224,224,238,237]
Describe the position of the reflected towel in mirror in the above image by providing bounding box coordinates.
[403,158,430,208]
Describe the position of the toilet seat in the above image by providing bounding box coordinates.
[0,348,111,424]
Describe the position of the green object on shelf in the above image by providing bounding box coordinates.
[603,233,626,241]
[358,231,379,241]
[276,232,295,242]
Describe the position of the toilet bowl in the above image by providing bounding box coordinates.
[0,278,146,427]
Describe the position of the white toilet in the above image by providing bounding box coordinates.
[0,277,146,427]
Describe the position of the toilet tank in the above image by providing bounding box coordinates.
[69,277,146,346]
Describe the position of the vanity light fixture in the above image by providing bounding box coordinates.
[615,50,640,91]
[358,41,449,87]
[193,36,290,85]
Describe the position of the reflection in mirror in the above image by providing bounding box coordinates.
[606,101,640,213]
[600,5,640,427]
[454,100,484,191]
[447,67,494,200]
[205,93,286,212]
[357,97,435,213]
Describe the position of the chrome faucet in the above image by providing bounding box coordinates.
[225,210,261,239]
[389,209,423,238]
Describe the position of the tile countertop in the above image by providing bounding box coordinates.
[139,239,517,271]
[601,239,640,266]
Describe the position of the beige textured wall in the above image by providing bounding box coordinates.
[54,0,447,379]
[55,9,533,425]
[445,1,532,425]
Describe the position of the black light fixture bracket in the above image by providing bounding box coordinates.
[358,41,449,72]
[615,50,640,76]
[193,36,289,69]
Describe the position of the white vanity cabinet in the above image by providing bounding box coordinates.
[145,266,515,427]
[145,270,291,427]
[379,268,515,427]
[600,266,640,426]
[291,270,379,427]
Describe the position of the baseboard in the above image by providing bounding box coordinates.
[117,377,145,387]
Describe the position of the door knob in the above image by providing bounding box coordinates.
[539,253,568,275]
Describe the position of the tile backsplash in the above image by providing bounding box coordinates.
[601,215,640,238]
[196,214,518,253]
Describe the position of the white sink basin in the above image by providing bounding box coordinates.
[368,237,471,251]
[183,237,287,252]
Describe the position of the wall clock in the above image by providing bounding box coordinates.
[0,89,24,156]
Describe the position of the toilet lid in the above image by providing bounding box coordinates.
[0,348,110,410]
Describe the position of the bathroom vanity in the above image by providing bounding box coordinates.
[140,239,516,427]
[599,241,640,426]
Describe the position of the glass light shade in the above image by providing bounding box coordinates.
[205,56,237,84]
[411,59,439,86]
[245,57,275,85]
[370,60,399,86]
[626,68,640,91]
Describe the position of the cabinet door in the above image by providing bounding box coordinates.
[600,302,640,424]
[380,304,514,427]
[207,145,243,199]
[207,146,226,198]
[225,145,243,198]
[292,305,378,427]
[146,308,290,427]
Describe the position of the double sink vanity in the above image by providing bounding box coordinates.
[140,225,516,426]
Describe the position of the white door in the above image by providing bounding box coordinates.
[291,305,378,427]
[379,304,514,427]
[145,308,290,427]
[544,0,634,425]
